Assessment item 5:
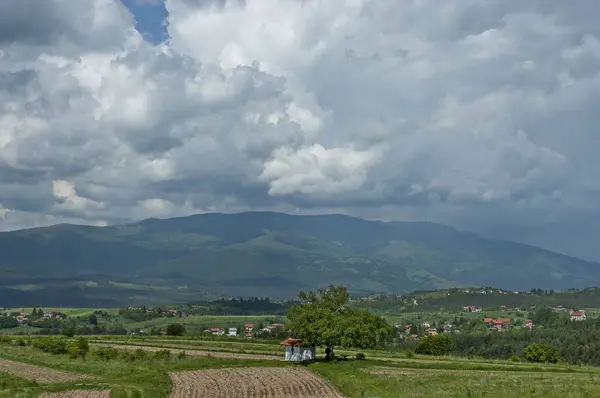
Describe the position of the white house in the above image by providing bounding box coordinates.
[227,328,238,336]
[210,328,224,336]
[570,311,586,321]
[280,338,316,362]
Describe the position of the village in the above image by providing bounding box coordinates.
[1,308,66,326]
[391,303,588,340]
[203,323,286,337]
[0,296,590,342]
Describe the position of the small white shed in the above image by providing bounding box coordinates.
[280,338,316,362]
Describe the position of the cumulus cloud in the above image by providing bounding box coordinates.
[1,0,600,260]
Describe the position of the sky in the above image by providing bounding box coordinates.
[1,0,600,261]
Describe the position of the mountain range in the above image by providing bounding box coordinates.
[0,211,598,307]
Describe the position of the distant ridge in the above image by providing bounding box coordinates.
[0,211,598,306]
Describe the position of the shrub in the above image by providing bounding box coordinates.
[166,323,186,336]
[0,336,12,344]
[61,328,76,338]
[355,353,366,360]
[121,351,137,362]
[153,349,171,361]
[15,338,27,347]
[414,335,456,356]
[92,347,121,361]
[33,337,69,354]
[524,344,559,364]
[405,350,415,359]
[133,349,148,360]
[509,355,521,362]
[68,337,89,360]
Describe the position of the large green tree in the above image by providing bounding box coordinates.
[287,285,391,359]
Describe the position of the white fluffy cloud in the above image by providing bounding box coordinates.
[1,0,600,260]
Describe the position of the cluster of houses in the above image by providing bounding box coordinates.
[393,321,457,339]
[472,306,587,331]
[483,317,521,330]
[203,323,285,337]
[126,306,179,316]
[2,310,65,325]
[393,305,590,339]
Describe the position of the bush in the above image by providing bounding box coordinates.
[61,328,76,338]
[355,353,366,360]
[509,355,521,362]
[166,323,186,336]
[32,337,69,354]
[415,335,456,356]
[0,336,12,344]
[405,350,415,359]
[152,349,171,361]
[92,347,121,361]
[524,344,559,364]
[133,348,148,360]
[15,338,27,347]
[177,351,186,359]
[68,337,89,360]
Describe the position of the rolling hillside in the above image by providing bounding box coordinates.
[0,211,598,306]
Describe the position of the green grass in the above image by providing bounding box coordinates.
[117,315,278,333]
[0,372,40,397]
[310,360,600,397]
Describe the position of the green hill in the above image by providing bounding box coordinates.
[0,211,598,306]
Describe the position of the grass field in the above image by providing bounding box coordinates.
[1,308,282,336]
[1,335,600,397]
[119,315,277,333]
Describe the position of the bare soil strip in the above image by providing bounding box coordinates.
[0,359,92,383]
[169,367,346,397]
[39,390,110,398]
[93,343,279,361]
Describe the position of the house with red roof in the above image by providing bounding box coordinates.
[425,328,438,336]
[280,338,316,362]
[487,317,512,330]
[523,320,534,329]
[570,311,586,321]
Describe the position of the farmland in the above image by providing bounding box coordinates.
[5,287,600,396]
[169,367,345,397]
[1,335,600,397]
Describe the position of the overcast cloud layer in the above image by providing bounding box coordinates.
[1,0,600,260]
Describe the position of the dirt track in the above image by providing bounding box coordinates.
[39,390,110,397]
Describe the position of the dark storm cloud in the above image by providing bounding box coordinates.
[1,0,600,262]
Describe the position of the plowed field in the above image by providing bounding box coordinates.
[0,359,92,383]
[169,367,346,397]
[39,390,110,397]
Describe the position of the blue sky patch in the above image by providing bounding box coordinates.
[121,0,168,44]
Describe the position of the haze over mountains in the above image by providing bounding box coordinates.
[0,211,598,307]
